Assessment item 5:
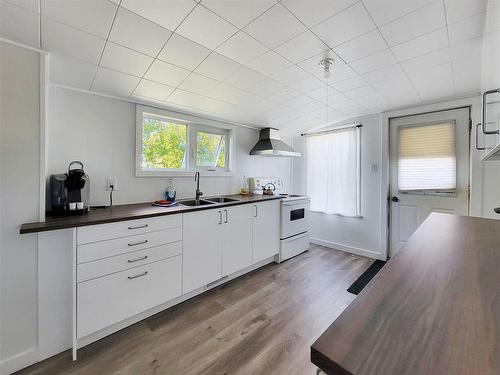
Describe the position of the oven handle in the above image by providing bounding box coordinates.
[282,201,310,207]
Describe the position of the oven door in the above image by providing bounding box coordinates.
[281,199,310,239]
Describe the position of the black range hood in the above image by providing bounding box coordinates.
[249,128,300,157]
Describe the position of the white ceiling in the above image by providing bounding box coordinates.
[0,0,497,135]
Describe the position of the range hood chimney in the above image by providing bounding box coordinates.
[249,128,300,157]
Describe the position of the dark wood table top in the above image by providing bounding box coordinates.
[311,213,500,375]
[20,194,281,234]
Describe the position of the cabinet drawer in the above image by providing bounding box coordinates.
[77,256,182,338]
[77,214,182,245]
[77,241,182,282]
[77,227,182,264]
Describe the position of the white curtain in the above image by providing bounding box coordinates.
[306,127,360,216]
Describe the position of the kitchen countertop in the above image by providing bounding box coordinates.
[311,213,500,375]
[20,194,281,234]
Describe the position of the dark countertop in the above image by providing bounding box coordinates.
[311,213,500,375]
[20,194,281,234]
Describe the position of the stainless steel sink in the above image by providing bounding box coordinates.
[205,197,240,203]
[179,199,215,207]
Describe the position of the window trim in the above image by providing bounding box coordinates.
[135,105,234,177]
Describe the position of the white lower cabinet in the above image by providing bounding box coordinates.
[77,255,182,338]
[252,200,280,263]
[182,209,222,294]
[221,204,252,276]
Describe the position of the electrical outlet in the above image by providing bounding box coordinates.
[106,177,118,191]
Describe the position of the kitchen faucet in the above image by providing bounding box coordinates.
[195,171,203,203]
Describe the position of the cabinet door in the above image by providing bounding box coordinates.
[252,200,280,264]
[221,204,252,276]
[183,209,222,294]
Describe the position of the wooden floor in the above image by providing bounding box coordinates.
[17,245,372,375]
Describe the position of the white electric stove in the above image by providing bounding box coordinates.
[248,177,310,262]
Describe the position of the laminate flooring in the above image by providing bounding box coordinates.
[17,245,372,375]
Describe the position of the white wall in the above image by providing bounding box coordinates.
[292,113,384,259]
[0,42,40,373]
[47,86,291,206]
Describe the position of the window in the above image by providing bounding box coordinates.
[398,122,456,192]
[136,105,231,176]
[305,126,361,217]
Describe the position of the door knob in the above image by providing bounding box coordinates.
[391,196,399,202]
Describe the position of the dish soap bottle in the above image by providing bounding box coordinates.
[165,178,176,202]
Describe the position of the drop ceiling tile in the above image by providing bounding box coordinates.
[289,76,325,93]
[307,86,328,100]
[202,0,276,28]
[178,72,220,95]
[312,3,375,48]
[49,53,97,90]
[275,31,329,63]
[42,17,105,64]
[327,87,350,103]
[132,79,175,101]
[100,42,154,77]
[120,0,197,31]
[330,75,367,91]
[244,3,306,49]
[448,12,486,45]
[0,1,39,47]
[372,79,416,95]
[3,0,38,13]
[145,59,191,86]
[176,5,237,50]
[333,29,388,62]
[271,65,310,85]
[286,94,314,108]
[298,99,325,113]
[485,4,500,33]
[41,0,116,38]
[247,50,293,76]
[391,27,448,61]
[409,62,454,90]
[169,89,226,112]
[194,52,241,81]
[224,66,267,90]
[109,8,172,57]
[452,58,481,93]
[282,0,356,28]
[380,1,446,46]
[445,0,487,24]
[363,0,434,26]
[400,47,450,74]
[268,87,301,104]
[450,37,482,61]
[157,33,211,71]
[245,78,283,97]
[92,67,140,97]
[209,83,260,106]
[349,49,396,74]
[363,64,406,84]
[342,85,377,99]
[216,31,268,64]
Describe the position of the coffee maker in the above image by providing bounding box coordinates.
[50,161,90,215]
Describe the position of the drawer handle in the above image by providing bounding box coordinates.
[128,224,148,230]
[128,239,148,247]
[127,271,148,280]
[127,255,148,263]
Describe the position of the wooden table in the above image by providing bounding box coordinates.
[311,213,500,375]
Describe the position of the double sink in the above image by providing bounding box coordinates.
[179,196,240,207]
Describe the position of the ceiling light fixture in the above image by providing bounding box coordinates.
[319,58,334,80]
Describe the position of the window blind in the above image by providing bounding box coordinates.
[398,122,456,192]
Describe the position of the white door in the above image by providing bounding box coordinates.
[221,204,252,276]
[390,108,470,256]
[183,209,222,294]
[252,200,280,264]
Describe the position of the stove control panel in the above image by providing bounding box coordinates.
[248,177,284,195]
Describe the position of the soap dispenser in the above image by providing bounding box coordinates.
[165,178,176,201]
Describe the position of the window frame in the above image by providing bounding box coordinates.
[135,105,233,177]
[396,120,457,197]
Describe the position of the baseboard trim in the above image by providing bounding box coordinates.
[0,347,38,375]
[310,238,383,260]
